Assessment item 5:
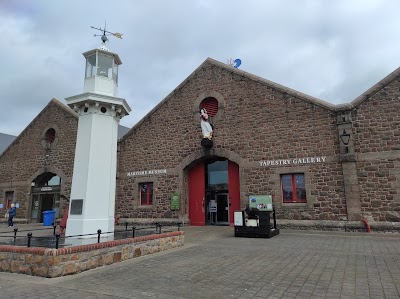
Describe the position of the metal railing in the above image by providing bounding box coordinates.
[0,222,183,249]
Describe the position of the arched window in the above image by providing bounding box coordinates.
[34,173,62,187]
[45,128,56,144]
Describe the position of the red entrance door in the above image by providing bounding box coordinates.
[228,161,240,226]
[189,162,205,226]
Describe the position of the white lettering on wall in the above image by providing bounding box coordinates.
[259,156,327,167]
[127,169,167,177]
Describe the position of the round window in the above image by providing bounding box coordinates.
[200,97,218,117]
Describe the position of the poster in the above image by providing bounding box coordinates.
[171,192,180,210]
[234,211,243,226]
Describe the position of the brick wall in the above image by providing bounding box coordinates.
[0,231,184,277]
[352,77,400,222]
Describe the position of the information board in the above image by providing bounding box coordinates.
[171,192,180,210]
[249,195,273,211]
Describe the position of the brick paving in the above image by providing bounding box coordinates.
[0,226,399,298]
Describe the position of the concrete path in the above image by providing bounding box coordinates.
[0,226,399,298]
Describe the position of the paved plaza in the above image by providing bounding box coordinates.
[0,226,399,298]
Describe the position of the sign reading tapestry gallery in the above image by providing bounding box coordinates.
[259,156,326,167]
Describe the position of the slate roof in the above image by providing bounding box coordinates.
[0,133,16,154]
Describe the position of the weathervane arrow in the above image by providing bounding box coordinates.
[90,23,123,48]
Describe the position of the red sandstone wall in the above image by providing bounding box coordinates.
[117,62,347,221]
[352,77,400,222]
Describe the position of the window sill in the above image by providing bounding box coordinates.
[282,203,308,208]
[138,205,155,210]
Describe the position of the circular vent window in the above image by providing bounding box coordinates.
[200,97,218,117]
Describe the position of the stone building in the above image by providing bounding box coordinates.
[116,58,400,229]
[1,58,399,230]
[0,100,128,223]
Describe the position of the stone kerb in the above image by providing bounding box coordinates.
[0,231,184,278]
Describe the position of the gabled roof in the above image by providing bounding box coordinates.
[120,57,400,141]
[120,57,337,141]
[0,98,131,159]
[0,99,77,159]
[345,66,400,110]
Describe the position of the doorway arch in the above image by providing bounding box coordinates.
[30,172,62,223]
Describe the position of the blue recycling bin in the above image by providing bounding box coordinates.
[42,210,56,226]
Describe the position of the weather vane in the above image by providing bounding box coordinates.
[90,22,123,49]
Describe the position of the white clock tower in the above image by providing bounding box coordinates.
[65,29,131,238]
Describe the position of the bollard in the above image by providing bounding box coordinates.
[53,224,57,235]
[55,234,60,249]
[125,222,128,231]
[97,229,102,243]
[273,208,277,229]
[27,232,32,247]
[132,226,136,238]
[177,222,181,231]
[13,228,18,242]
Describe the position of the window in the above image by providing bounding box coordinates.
[86,55,96,78]
[47,175,61,186]
[5,191,14,208]
[206,160,228,191]
[113,59,118,84]
[45,128,56,144]
[97,54,113,78]
[140,182,153,205]
[200,97,218,117]
[281,174,306,203]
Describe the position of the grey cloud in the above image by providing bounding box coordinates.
[1,0,400,135]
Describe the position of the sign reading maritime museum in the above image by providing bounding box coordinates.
[259,156,326,167]
[127,169,167,177]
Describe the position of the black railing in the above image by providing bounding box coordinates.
[0,222,183,249]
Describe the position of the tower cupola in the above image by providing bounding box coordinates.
[83,49,121,97]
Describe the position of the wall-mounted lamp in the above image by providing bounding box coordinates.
[340,129,351,153]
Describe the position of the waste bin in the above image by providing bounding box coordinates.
[42,210,56,226]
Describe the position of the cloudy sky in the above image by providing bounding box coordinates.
[1,0,399,136]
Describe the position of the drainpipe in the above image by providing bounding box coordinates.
[362,217,371,233]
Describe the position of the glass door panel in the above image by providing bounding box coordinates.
[31,195,40,221]
[216,193,229,224]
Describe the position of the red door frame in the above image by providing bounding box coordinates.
[228,161,240,226]
[188,162,205,226]
[188,159,240,226]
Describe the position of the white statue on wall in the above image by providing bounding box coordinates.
[200,108,213,140]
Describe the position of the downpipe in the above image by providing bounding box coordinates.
[362,217,371,233]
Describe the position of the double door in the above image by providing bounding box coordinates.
[207,193,229,225]
[188,160,240,226]
[31,193,60,223]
